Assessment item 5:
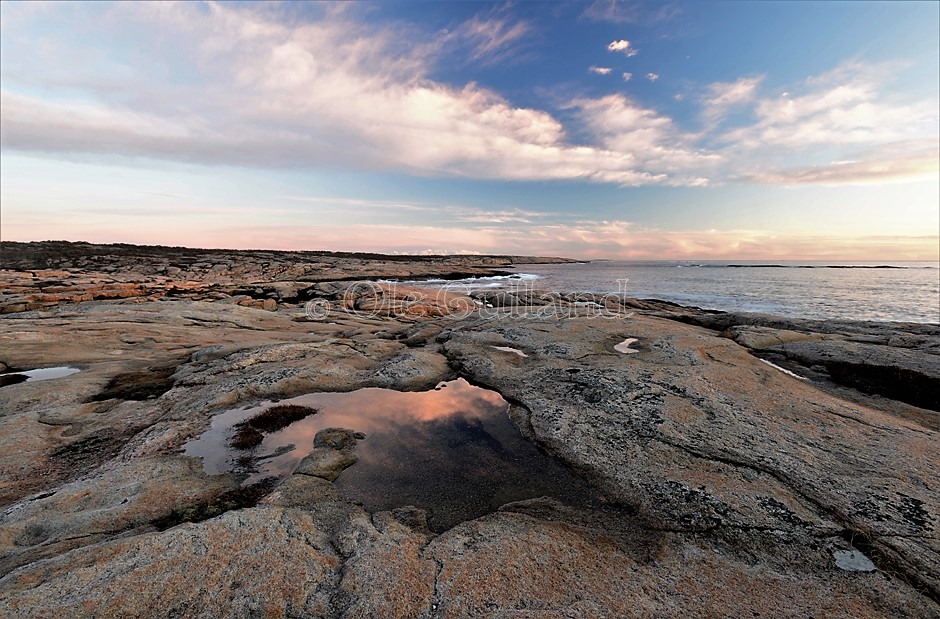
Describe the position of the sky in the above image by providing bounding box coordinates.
[1,0,938,259]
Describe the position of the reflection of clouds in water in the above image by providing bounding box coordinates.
[242,379,509,483]
[291,380,503,424]
[350,413,509,480]
[267,380,503,440]
[184,378,599,531]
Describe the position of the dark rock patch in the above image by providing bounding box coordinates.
[229,404,319,450]
[240,403,319,433]
[896,493,932,531]
[825,361,939,412]
[50,429,128,473]
[0,373,28,388]
[230,425,264,449]
[758,496,810,527]
[151,477,279,531]
[90,366,177,401]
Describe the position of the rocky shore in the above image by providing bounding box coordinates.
[0,241,576,315]
[0,242,937,617]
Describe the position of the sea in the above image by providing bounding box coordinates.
[402,260,940,324]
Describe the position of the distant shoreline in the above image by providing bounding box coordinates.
[0,240,579,267]
[3,241,935,267]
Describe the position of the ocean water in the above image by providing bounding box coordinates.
[407,261,940,323]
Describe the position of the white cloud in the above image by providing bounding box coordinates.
[608,39,629,51]
[2,3,674,185]
[720,63,938,150]
[622,72,633,82]
[573,94,721,182]
[0,5,936,190]
[588,66,613,75]
[646,73,659,82]
[607,39,638,56]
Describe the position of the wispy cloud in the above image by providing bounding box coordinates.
[646,72,659,82]
[453,209,540,224]
[741,138,940,185]
[582,1,681,25]
[701,76,762,122]
[719,62,937,150]
[447,11,532,65]
[278,195,551,225]
[588,66,613,75]
[622,72,633,82]
[705,76,762,107]
[277,196,438,212]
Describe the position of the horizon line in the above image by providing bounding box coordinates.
[2,238,938,263]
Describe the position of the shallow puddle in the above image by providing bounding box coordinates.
[21,366,81,381]
[759,358,807,380]
[614,338,640,354]
[832,549,876,572]
[185,378,600,531]
[0,366,81,387]
[491,346,528,358]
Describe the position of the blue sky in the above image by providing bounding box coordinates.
[1,1,938,258]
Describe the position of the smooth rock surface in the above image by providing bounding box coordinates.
[0,507,340,617]
[442,314,939,601]
[0,242,937,616]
